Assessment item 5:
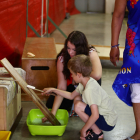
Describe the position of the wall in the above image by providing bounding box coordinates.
[105,0,115,14]
[75,0,87,13]
[88,0,105,13]
[75,0,114,13]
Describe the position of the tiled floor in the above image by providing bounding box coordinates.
[49,13,127,47]
[10,13,136,140]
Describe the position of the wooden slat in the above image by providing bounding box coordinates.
[55,43,124,61]
[0,58,60,126]
[0,88,7,130]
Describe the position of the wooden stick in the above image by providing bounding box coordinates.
[27,85,57,96]
[0,58,61,126]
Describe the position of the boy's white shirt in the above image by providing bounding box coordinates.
[76,77,118,126]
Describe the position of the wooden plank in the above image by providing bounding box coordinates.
[0,87,7,130]
[0,58,61,126]
[55,43,124,61]
[0,88,5,130]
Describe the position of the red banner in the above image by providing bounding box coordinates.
[0,0,79,67]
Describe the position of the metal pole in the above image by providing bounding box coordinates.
[44,0,47,34]
[41,0,44,37]
[46,0,49,37]
[27,22,41,37]
[26,0,29,37]
[26,0,67,38]
[48,16,67,38]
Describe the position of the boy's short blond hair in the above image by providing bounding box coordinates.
[67,54,92,77]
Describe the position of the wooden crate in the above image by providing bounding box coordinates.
[0,68,25,130]
[0,87,21,131]
[22,37,57,101]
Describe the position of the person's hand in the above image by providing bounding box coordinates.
[42,110,56,123]
[80,128,87,140]
[42,117,48,123]
[110,47,120,66]
[41,88,54,96]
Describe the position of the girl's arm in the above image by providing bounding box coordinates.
[89,51,102,81]
[80,104,99,138]
[49,58,67,115]
[110,0,127,66]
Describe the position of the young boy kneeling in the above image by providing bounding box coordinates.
[42,54,117,140]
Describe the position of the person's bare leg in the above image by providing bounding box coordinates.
[74,95,82,103]
[74,100,103,138]
[130,103,140,140]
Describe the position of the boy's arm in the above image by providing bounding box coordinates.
[42,88,80,100]
[81,104,99,137]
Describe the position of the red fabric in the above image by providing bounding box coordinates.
[0,0,79,67]
[67,74,73,86]
[27,0,46,37]
[0,0,46,67]
[0,0,27,67]
[48,0,65,34]
[66,0,80,15]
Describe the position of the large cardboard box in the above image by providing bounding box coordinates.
[22,37,57,101]
[0,68,25,131]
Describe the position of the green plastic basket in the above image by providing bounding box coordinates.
[26,109,69,136]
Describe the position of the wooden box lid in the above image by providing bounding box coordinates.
[22,37,57,59]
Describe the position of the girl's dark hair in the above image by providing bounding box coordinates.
[56,31,95,79]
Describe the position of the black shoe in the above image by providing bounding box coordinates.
[85,131,103,140]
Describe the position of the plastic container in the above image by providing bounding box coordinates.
[26,109,69,136]
[0,131,11,140]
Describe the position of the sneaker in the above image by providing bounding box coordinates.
[69,110,78,117]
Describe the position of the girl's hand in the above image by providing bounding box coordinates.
[110,47,120,66]
[42,117,47,123]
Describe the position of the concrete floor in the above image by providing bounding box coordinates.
[49,13,127,47]
[10,13,136,140]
